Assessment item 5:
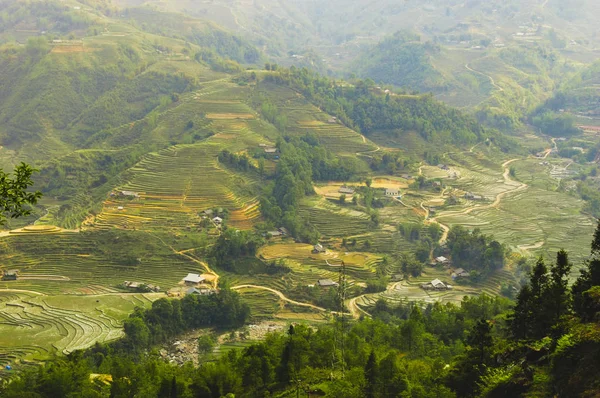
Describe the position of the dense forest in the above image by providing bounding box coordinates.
[262,68,516,151]
[2,222,600,397]
[353,31,448,93]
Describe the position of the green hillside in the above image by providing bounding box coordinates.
[0,0,599,386]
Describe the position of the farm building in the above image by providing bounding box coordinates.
[264,147,278,154]
[432,181,442,188]
[317,279,339,287]
[146,284,160,292]
[212,217,223,225]
[123,281,141,290]
[313,244,326,254]
[435,256,450,265]
[464,192,483,201]
[391,274,404,281]
[183,273,205,285]
[2,270,18,281]
[203,209,214,216]
[421,279,452,290]
[438,164,449,170]
[385,188,400,197]
[187,288,216,296]
[268,230,283,237]
[327,117,338,124]
[120,191,140,198]
[452,268,470,279]
[278,227,289,236]
[338,186,355,195]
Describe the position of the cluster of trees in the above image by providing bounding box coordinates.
[217,150,256,172]
[353,30,447,93]
[530,111,581,137]
[444,226,506,278]
[0,0,91,34]
[194,49,243,74]
[367,152,410,174]
[123,288,250,351]
[262,67,490,147]
[208,228,264,273]
[260,136,361,242]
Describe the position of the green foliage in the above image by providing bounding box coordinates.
[353,31,447,93]
[530,111,581,137]
[446,226,506,277]
[263,68,489,147]
[0,163,42,224]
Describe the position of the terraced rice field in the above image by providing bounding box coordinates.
[0,292,155,371]
[0,233,201,294]
[259,83,376,155]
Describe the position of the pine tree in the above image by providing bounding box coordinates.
[364,350,378,398]
[573,220,600,321]
[467,319,493,367]
[547,249,573,335]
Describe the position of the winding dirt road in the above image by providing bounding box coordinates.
[465,63,504,92]
[232,285,328,312]
[429,158,527,244]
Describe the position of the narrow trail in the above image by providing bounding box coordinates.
[146,232,220,289]
[347,295,371,318]
[356,135,381,157]
[429,159,527,244]
[465,63,504,92]
[231,285,342,312]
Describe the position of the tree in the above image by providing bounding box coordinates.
[547,250,573,334]
[573,220,600,321]
[364,351,378,398]
[0,163,42,225]
[339,194,346,204]
[467,319,493,367]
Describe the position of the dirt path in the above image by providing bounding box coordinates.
[518,241,545,251]
[428,159,526,244]
[465,63,504,92]
[232,285,328,311]
[147,232,220,289]
[346,295,371,318]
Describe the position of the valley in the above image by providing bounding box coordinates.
[0,1,600,396]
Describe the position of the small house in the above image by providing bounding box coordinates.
[268,230,283,237]
[432,181,442,188]
[146,284,160,292]
[212,217,223,225]
[120,191,140,199]
[317,279,339,287]
[338,186,355,195]
[278,227,289,236]
[385,188,400,197]
[186,287,212,295]
[2,270,18,281]
[435,256,449,265]
[183,273,205,285]
[203,209,214,216]
[327,117,338,124]
[464,192,483,201]
[123,281,141,290]
[421,279,452,290]
[391,274,404,282]
[264,147,278,154]
[452,268,470,279]
[117,206,124,211]
[438,164,449,170]
[312,244,326,254]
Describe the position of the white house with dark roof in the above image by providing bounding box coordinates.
[183,273,205,285]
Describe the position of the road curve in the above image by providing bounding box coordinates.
[232,284,328,312]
